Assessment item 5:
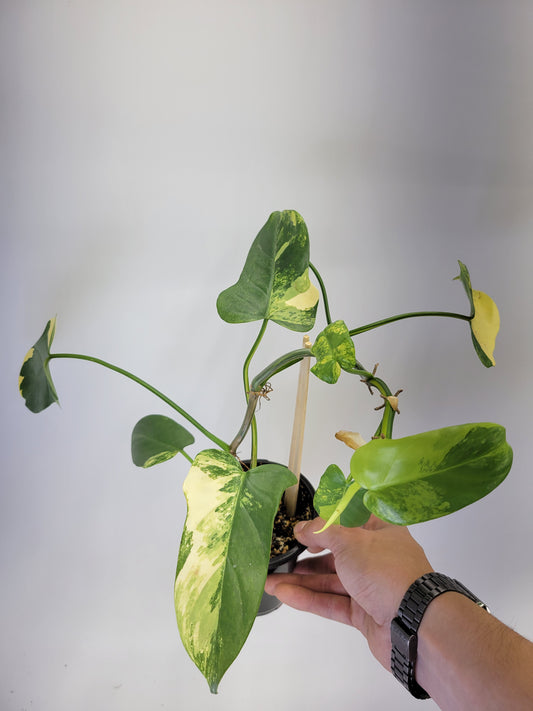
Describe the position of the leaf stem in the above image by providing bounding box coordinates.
[242,320,268,467]
[49,353,230,451]
[349,310,471,337]
[251,348,314,392]
[347,311,472,436]
[309,262,332,325]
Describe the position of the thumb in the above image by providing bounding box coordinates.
[294,517,350,554]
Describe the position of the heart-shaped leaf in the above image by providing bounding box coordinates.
[174,450,296,693]
[314,464,370,527]
[216,210,319,332]
[455,261,500,367]
[19,318,59,413]
[310,320,356,384]
[131,415,195,467]
[359,423,511,524]
[320,423,512,527]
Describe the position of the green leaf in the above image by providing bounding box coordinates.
[339,487,371,527]
[351,423,512,525]
[319,424,512,529]
[313,464,346,521]
[310,320,356,384]
[19,318,59,413]
[314,464,370,527]
[216,210,319,332]
[455,261,500,367]
[131,415,195,467]
[174,450,296,693]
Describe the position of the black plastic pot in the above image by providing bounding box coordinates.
[241,460,315,616]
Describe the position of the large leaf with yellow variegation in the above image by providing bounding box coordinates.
[174,450,296,693]
[319,423,512,529]
[19,318,59,413]
[216,210,319,332]
[455,261,500,367]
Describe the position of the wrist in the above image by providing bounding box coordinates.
[390,572,489,699]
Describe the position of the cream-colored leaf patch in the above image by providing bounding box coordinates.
[285,281,320,310]
[47,317,57,348]
[471,290,500,366]
[22,347,35,365]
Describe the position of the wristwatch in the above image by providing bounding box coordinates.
[390,572,490,699]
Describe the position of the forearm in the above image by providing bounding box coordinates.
[415,592,533,710]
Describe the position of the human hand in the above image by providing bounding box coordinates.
[264,516,433,669]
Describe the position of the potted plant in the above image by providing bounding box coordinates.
[18,209,512,693]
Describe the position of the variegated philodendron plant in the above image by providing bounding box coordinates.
[19,210,512,692]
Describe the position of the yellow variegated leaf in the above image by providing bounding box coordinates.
[471,290,500,367]
[310,320,356,384]
[216,210,319,332]
[455,261,500,367]
[19,318,59,413]
[316,480,361,532]
[174,450,296,693]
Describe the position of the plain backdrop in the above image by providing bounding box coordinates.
[2,2,532,710]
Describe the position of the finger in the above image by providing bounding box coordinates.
[265,572,348,597]
[292,553,336,575]
[295,517,366,557]
[268,581,355,626]
[294,518,328,553]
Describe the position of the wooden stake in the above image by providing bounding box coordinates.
[285,335,312,517]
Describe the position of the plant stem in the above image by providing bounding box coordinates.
[309,262,332,325]
[229,392,259,456]
[230,348,314,456]
[347,360,397,439]
[242,320,268,467]
[251,349,314,392]
[349,310,470,337]
[49,353,230,452]
[347,311,472,436]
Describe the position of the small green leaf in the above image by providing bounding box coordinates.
[340,487,371,527]
[310,320,356,384]
[216,210,319,332]
[131,415,195,467]
[314,464,370,528]
[314,464,347,521]
[455,261,500,367]
[19,318,59,413]
[175,450,296,693]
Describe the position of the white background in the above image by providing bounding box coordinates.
[2,2,532,709]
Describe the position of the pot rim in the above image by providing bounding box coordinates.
[267,472,315,569]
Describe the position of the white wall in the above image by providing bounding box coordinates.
[2,2,532,710]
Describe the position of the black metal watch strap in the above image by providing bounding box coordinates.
[391,572,489,699]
